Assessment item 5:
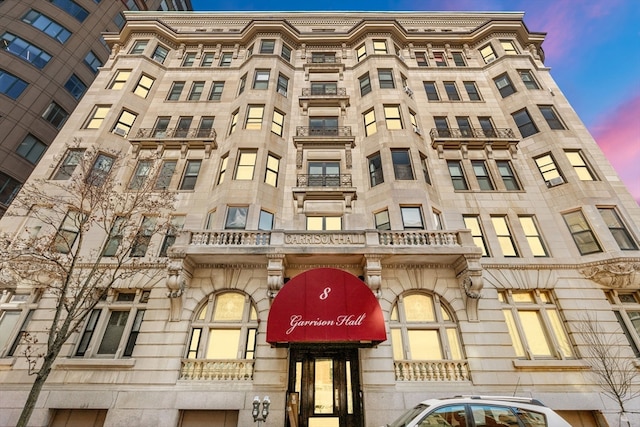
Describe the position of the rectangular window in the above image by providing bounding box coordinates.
[87,154,114,187]
[167,81,185,101]
[534,153,564,187]
[539,105,566,130]
[0,69,29,100]
[512,108,539,138]
[42,101,69,129]
[217,155,228,184]
[188,81,205,101]
[423,82,439,101]
[16,134,46,164]
[480,44,496,63]
[472,160,494,190]
[265,154,280,187]
[159,215,185,257]
[501,40,518,54]
[452,52,466,66]
[271,110,284,136]
[1,32,52,69]
[500,290,573,359]
[384,106,403,130]
[496,160,521,190]
[75,310,101,356]
[434,117,450,137]
[128,160,152,190]
[356,44,366,61]
[130,216,156,257]
[154,160,176,190]
[152,116,170,138]
[151,45,169,63]
[368,152,384,187]
[49,0,89,22]
[491,216,519,257]
[52,211,83,253]
[83,50,102,73]
[182,53,196,66]
[519,70,540,89]
[260,39,275,54]
[391,149,413,180]
[464,215,489,256]
[478,117,496,137]
[608,292,640,358]
[373,40,387,54]
[229,110,238,135]
[281,44,292,62]
[433,52,446,67]
[565,150,596,181]
[420,154,431,184]
[225,206,248,229]
[306,216,342,231]
[494,73,515,97]
[52,149,84,180]
[359,73,372,96]
[456,116,472,136]
[201,53,214,66]
[133,74,154,98]
[519,216,548,257]
[129,40,148,54]
[180,160,201,190]
[23,10,71,43]
[209,81,224,100]
[245,106,264,130]
[64,74,86,99]
[463,81,481,100]
[238,74,246,95]
[401,207,424,230]
[277,74,289,96]
[363,109,377,136]
[258,210,274,230]
[563,210,602,255]
[112,110,137,137]
[410,111,420,135]
[0,173,22,206]
[415,52,428,66]
[102,216,126,257]
[219,52,232,66]
[599,208,638,250]
[375,210,391,230]
[253,70,270,89]
[378,69,395,89]
[197,116,215,138]
[448,160,468,190]
[234,151,257,180]
[85,105,110,129]
[432,210,443,230]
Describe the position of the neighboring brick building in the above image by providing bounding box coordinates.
[0,0,192,217]
[0,11,638,427]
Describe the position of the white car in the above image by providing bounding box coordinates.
[382,395,572,427]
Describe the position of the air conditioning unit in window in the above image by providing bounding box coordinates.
[547,176,565,187]
[113,127,127,137]
[404,86,414,97]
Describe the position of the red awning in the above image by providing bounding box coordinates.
[266,268,387,345]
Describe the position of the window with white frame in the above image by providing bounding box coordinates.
[390,292,464,361]
[129,40,147,54]
[433,52,447,67]
[499,290,573,360]
[186,291,258,360]
[607,291,640,357]
[75,290,149,358]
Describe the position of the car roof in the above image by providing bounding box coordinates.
[420,396,546,407]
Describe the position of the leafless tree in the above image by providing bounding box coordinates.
[578,313,640,426]
[0,143,175,427]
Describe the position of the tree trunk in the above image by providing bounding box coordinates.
[16,354,56,427]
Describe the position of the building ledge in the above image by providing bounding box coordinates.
[512,359,590,371]
[54,358,136,370]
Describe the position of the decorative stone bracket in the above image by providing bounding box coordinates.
[580,261,640,288]
[166,258,194,321]
[267,254,286,295]
[454,255,484,322]
[363,254,382,293]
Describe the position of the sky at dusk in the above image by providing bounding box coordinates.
[191,0,640,203]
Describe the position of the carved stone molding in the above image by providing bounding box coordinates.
[267,254,286,293]
[166,258,194,321]
[454,255,483,322]
[580,262,640,288]
[363,254,383,292]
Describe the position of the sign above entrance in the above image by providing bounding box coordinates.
[266,268,387,345]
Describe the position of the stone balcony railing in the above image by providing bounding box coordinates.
[295,126,352,137]
[180,359,254,381]
[133,127,217,140]
[394,360,470,381]
[296,174,352,187]
[429,127,519,155]
[129,127,217,157]
[301,87,347,96]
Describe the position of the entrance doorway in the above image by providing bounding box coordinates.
[287,347,363,427]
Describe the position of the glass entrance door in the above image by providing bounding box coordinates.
[288,348,363,427]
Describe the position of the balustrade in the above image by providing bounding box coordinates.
[180,359,254,381]
[394,360,470,381]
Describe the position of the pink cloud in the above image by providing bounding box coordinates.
[590,94,640,202]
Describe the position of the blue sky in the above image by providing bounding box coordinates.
[190,0,640,202]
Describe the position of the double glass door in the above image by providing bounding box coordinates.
[287,348,363,427]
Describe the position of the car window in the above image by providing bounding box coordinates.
[418,405,466,427]
[515,408,547,427]
[388,403,429,427]
[470,405,522,427]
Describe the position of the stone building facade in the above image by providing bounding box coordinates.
[0,11,639,427]
[0,0,192,217]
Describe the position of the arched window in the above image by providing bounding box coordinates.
[186,291,258,360]
[390,292,463,360]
